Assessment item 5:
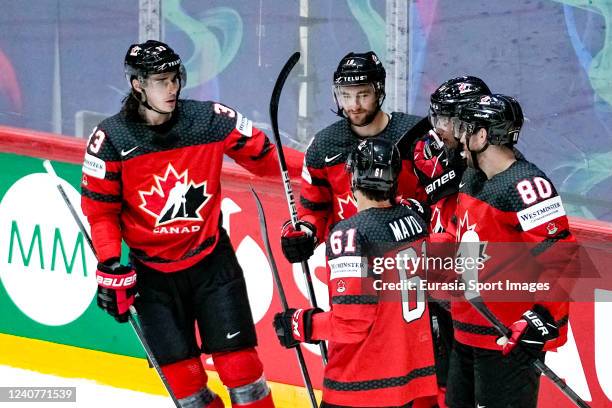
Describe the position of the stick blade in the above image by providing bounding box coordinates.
[270,52,300,140]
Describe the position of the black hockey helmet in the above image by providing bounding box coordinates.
[430,76,491,115]
[456,94,523,146]
[124,40,186,86]
[346,138,402,193]
[333,51,385,89]
[429,76,491,136]
[333,51,386,120]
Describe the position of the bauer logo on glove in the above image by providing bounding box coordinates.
[95,259,138,323]
[499,304,559,362]
[96,273,137,288]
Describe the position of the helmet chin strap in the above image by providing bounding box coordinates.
[465,131,489,171]
[132,81,182,116]
[140,89,173,115]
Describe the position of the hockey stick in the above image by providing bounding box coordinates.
[251,188,318,408]
[42,160,181,408]
[463,290,590,408]
[269,51,328,364]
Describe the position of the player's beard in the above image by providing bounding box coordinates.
[347,106,379,127]
[440,130,460,150]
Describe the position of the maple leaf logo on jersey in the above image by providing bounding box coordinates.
[431,207,445,233]
[456,211,490,266]
[139,164,212,226]
[337,193,358,220]
[457,211,477,242]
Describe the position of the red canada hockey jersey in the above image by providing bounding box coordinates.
[298,113,426,244]
[81,99,279,272]
[452,159,575,350]
[311,205,437,407]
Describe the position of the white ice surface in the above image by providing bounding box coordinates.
[0,365,174,408]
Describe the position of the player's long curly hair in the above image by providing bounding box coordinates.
[120,92,144,122]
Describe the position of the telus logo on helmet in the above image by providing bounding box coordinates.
[340,75,367,83]
[158,59,181,71]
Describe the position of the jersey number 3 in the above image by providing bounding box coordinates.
[88,129,106,154]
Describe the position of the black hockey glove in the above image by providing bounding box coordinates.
[500,304,559,363]
[96,258,137,323]
[397,197,431,224]
[413,132,462,204]
[280,220,317,263]
[273,308,323,348]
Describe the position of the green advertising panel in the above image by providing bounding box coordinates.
[0,153,144,357]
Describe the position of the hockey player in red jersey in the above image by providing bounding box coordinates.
[399,77,492,406]
[280,51,426,264]
[446,94,575,407]
[274,139,438,407]
[81,40,278,407]
[407,76,491,236]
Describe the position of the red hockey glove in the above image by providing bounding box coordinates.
[280,220,317,263]
[413,132,448,180]
[273,308,323,348]
[96,259,137,323]
[499,304,559,363]
[413,132,462,204]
